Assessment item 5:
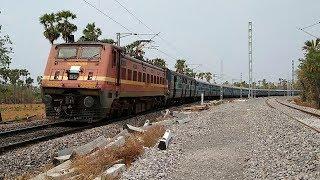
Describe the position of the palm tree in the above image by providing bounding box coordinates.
[39,13,60,44]
[204,72,212,82]
[175,59,187,74]
[152,58,166,68]
[302,38,320,52]
[56,10,77,43]
[79,23,102,41]
[185,67,196,78]
[197,72,205,80]
[100,38,115,44]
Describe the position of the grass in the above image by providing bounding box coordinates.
[293,97,319,109]
[0,103,45,121]
[72,125,165,179]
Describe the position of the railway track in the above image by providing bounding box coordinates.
[0,102,182,154]
[0,121,93,154]
[266,98,320,133]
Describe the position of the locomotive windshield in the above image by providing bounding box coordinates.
[80,46,101,59]
[57,45,101,60]
[57,47,77,59]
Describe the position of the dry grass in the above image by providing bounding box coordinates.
[293,97,319,109]
[136,125,166,147]
[0,103,45,121]
[72,125,165,179]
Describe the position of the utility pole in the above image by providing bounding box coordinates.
[220,60,223,100]
[291,60,294,96]
[248,22,253,98]
[240,73,243,98]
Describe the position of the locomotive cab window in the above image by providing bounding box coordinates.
[57,47,77,59]
[80,46,101,59]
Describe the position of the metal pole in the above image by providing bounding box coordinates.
[116,33,121,46]
[240,73,243,98]
[292,60,294,96]
[248,22,253,98]
[220,60,223,100]
[201,93,204,105]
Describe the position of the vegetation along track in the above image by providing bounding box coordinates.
[266,98,320,133]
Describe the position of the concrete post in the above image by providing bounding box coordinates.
[201,93,204,105]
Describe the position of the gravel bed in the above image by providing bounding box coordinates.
[0,119,56,132]
[0,126,80,147]
[121,98,320,179]
[0,103,193,179]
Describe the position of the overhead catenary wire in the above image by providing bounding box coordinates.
[82,0,176,61]
[82,0,133,33]
[113,0,187,59]
[301,21,320,30]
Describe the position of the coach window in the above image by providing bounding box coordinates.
[138,72,142,82]
[127,69,132,80]
[147,74,150,83]
[154,76,157,84]
[157,76,160,84]
[143,73,146,82]
[121,68,126,80]
[151,75,154,83]
[133,71,137,81]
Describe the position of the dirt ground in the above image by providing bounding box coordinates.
[0,103,45,122]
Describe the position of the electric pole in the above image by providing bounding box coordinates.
[240,73,243,98]
[248,22,253,98]
[292,60,294,96]
[220,60,223,100]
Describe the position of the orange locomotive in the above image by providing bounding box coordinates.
[41,42,167,121]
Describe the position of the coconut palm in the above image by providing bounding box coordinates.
[152,58,166,68]
[39,13,60,44]
[56,10,77,43]
[185,68,196,78]
[79,23,102,41]
[175,59,187,74]
[302,38,320,52]
[197,72,205,80]
[204,72,212,82]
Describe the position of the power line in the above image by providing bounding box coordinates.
[113,0,186,58]
[82,0,133,33]
[298,28,319,39]
[301,21,320,30]
[82,0,179,62]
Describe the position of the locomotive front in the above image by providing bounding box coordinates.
[41,43,113,122]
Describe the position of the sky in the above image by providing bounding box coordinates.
[0,0,319,83]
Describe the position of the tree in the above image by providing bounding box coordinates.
[204,72,212,83]
[302,39,320,52]
[100,38,115,44]
[25,77,34,87]
[37,76,43,86]
[151,58,166,68]
[56,10,77,43]
[197,72,205,80]
[175,59,187,74]
[0,25,12,68]
[79,23,102,41]
[39,13,60,44]
[185,68,196,78]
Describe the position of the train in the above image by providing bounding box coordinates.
[41,42,298,122]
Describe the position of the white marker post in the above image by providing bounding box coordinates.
[201,93,204,105]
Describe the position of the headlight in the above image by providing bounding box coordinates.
[43,95,52,105]
[84,96,94,108]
